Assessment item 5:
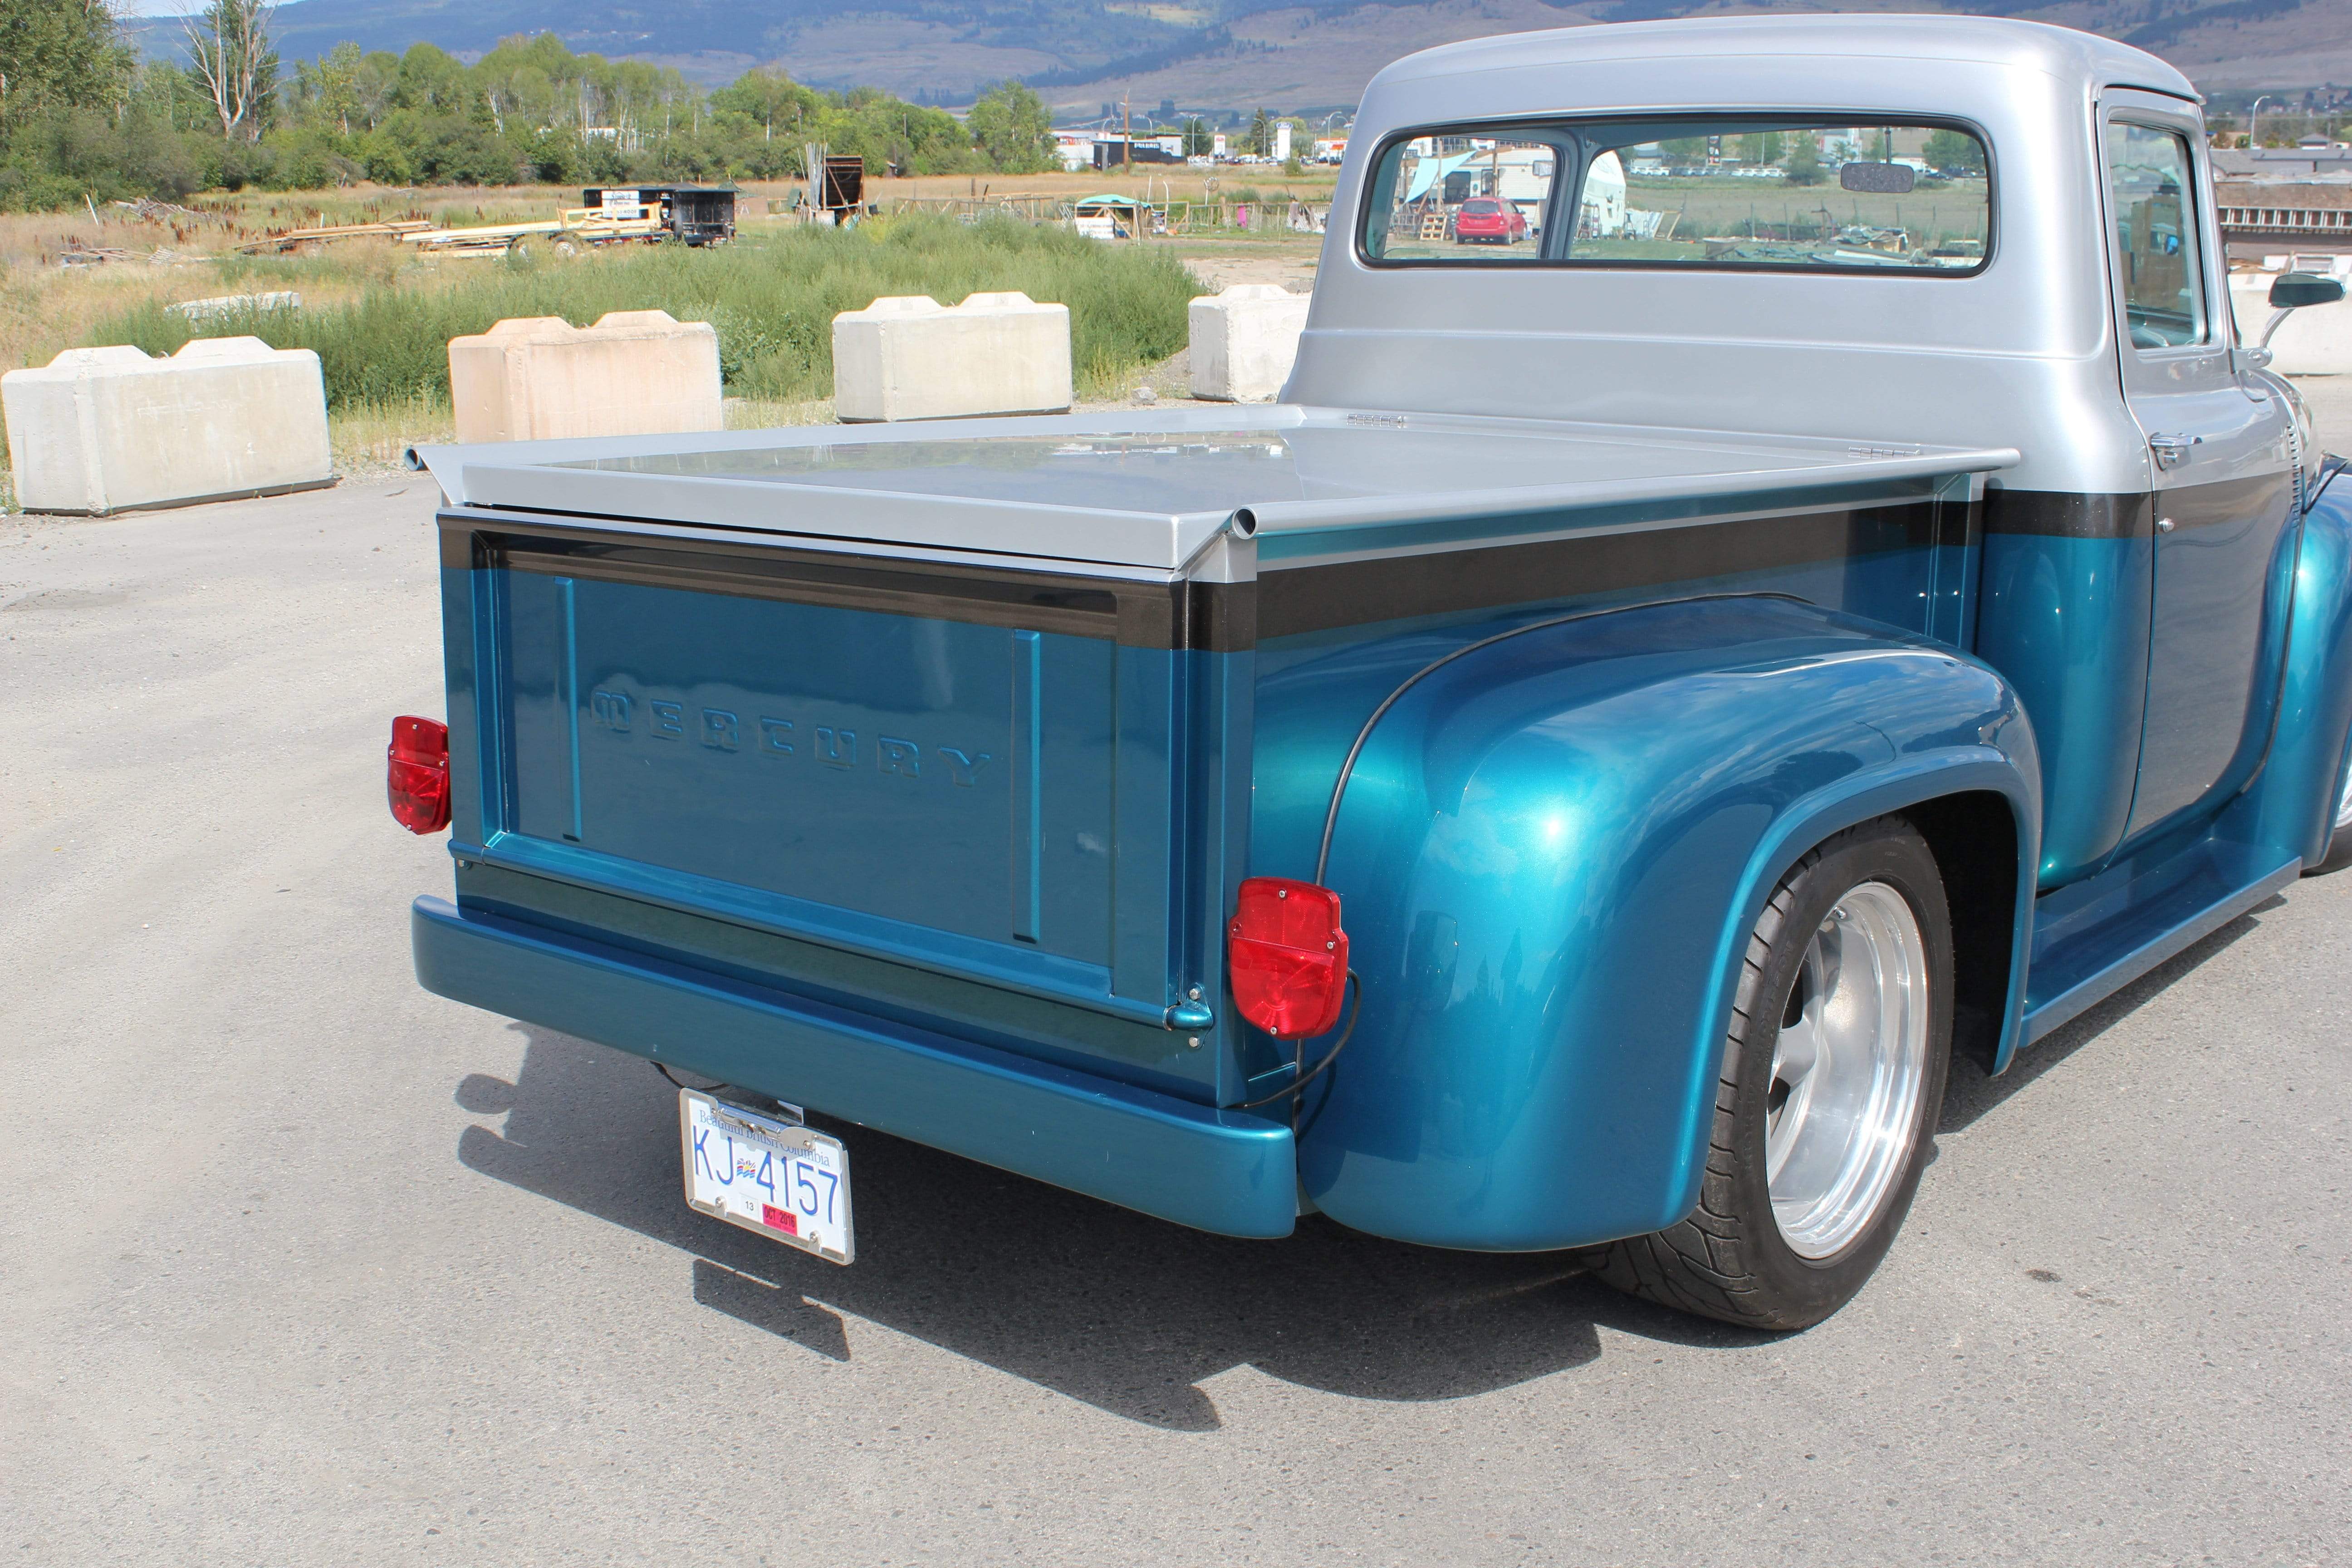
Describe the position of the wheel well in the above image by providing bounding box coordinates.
[1901,792,2019,1073]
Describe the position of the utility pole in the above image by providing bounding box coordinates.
[1122,92,1132,181]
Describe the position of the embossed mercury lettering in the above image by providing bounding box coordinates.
[939,747,991,788]
[590,691,633,731]
[589,687,988,788]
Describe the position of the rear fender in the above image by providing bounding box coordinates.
[1300,596,2039,1251]
[2225,467,2352,865]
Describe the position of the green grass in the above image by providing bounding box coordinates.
[87,216,1206,410]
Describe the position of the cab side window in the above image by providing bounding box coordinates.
[2107,122,2208,349]
[1361,135,1566,262]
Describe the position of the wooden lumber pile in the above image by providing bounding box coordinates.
[402,220,566,254]
[400,208,664,256]
[237,221,434,255]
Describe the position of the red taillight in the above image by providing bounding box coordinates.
[388,715,451,835]
[1227,877,1349,1038]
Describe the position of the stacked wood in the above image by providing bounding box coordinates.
[401,220,566,252]
[236,221,434,255]
[402,207,665,255]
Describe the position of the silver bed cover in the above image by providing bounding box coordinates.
[413,405,2019,577]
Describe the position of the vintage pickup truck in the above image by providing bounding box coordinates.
[398,17,2352,1330]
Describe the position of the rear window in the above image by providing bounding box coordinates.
[1360,117,1991,275]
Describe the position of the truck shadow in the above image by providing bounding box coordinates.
[1937,901,2270,1134]
[455,1027,1769,1429]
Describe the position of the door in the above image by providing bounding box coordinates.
[2102,94,2299,839]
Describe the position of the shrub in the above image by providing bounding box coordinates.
[88,215,1205,407]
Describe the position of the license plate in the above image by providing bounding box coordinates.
[679,1089,854,1264]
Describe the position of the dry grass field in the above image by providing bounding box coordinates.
[0,172,1335,506]
[0,170,1336,372]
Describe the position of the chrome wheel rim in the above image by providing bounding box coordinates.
[1765,882,1931,1260]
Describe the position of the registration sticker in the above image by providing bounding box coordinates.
[678,1089,853,1264]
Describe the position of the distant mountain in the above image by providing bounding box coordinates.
[127,0,2352,111]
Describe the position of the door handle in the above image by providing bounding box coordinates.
[2149,432,2203,470]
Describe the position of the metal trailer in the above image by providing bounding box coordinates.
[580,186,738,245]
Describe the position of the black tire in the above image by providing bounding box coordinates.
[2312,833,2352,876]
[2306,751,2352,875]
[1582,815,1955,1331]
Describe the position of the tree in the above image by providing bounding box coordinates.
[1247,106,1270,157]
[4,8,1184,209]
[296,40,363,135]
[712,66,817,144]
[1659,135,1706,162]
[185,0,278,142]
[1181,115,1210,157]
[1870,126,1893,161]
[351,51,397,131]
[966,80,1049,172]
[1922,127,1984,174]
[0,0,133,127]
[392,43,467,114]
[1784,132,1822,186]
[1737,130,1783,166]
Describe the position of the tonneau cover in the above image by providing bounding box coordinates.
[412,405,2019,576]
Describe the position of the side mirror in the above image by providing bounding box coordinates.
[2270,271,2347,309]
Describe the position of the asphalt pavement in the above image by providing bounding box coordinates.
[3,405,2350,1567]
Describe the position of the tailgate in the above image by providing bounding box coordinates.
[439,510,1251,1083]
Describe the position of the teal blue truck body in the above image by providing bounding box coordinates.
[404,17,2352,1266]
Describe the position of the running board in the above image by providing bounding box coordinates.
[2023,838,2300,1044]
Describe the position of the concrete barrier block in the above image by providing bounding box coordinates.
[2230,275,2352,376]
[1189,284,1310,403]
[1,336,332,516]
[169,291,301,323]
[448,309,721,443]
[832,292,1073,421]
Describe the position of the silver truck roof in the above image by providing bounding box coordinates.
[1371,16,2194,101]
[1296,16,2204,498]
[416,405,2015,576]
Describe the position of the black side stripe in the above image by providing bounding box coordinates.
[1981,479,2293,540]
[441,510,1257,652]
[1258,502,1943,641]
[1980,490,2149,539]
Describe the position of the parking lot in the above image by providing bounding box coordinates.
[4,401,2350,1565]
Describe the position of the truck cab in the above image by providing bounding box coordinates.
[402,17,2352,1331]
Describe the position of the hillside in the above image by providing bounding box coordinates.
[129,0,2352,108]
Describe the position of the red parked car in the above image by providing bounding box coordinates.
[1452,197,1529,244]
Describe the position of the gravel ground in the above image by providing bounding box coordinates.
[2,402,2349,1567]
